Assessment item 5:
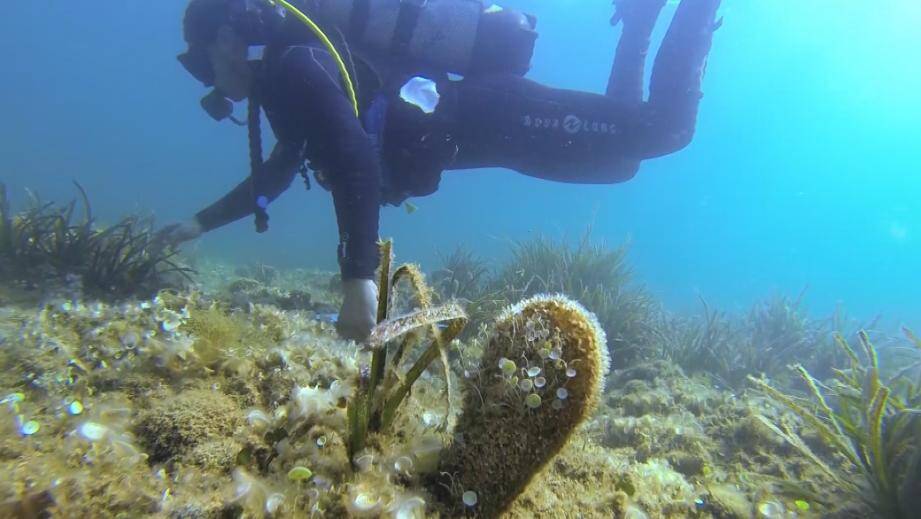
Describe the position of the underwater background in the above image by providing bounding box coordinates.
[2,0,920,328]
[2,2,921,518]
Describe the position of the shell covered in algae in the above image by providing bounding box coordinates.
[436,293,609,517]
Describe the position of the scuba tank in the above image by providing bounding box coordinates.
[312,0,538,77]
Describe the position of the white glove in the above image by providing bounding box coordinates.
[336,278,378,342]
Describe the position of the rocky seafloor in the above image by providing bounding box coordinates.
[0,262,859,518]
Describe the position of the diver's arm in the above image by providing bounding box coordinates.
[272,45,382,341]
[278,46,383,280]
[328,141,382,280]
[194,141,303,232]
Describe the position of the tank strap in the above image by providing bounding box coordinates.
[362,93,403,206]
[349,0,371,39]
[362,93,388,148]
[391,0,425,58]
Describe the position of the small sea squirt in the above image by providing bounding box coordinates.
[346,483,383,517]
[388,493,426,519]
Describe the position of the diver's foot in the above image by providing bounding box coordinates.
[611,0,668,28]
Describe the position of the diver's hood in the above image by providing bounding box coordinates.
[178,0,282,88]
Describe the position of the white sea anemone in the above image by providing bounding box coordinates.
[265,493,285,515]
[245,409,272,431]
[290,384,335,421]
[388,493,426,519]
[231,468,282,515]
[74,420,146,464]
[346,483,382,517]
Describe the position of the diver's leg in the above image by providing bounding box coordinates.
[441,74,642,183]
[638,0,722,158]
[606,0,668,105]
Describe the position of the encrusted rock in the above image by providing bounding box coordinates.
[136,389,242,464]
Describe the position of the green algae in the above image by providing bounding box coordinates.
[652,292,848,391]
[751,330,921,518]
[287,465,313,481]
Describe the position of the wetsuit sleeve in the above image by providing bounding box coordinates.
[194,141,302,232]
[275,47,381,280]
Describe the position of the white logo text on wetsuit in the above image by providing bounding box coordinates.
[521,114,620,135]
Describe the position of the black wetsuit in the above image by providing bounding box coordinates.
[194,0,720,280]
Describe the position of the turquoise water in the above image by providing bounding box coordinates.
[2,0,919,327]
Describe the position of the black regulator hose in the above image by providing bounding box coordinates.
[247,90,269,234]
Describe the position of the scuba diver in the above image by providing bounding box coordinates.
[161,0,722,341]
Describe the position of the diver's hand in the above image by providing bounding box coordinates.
[336,278,378,342]
[155,218,203,247]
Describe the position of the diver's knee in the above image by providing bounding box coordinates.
[668,127,696,153]
[605,159,641,183]
[645,127,696,158]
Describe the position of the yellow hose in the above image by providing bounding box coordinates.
[268,0,360,117]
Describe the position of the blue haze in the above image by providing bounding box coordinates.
[1,1,919,329]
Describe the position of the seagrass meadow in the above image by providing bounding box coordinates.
[1,225,918,518]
